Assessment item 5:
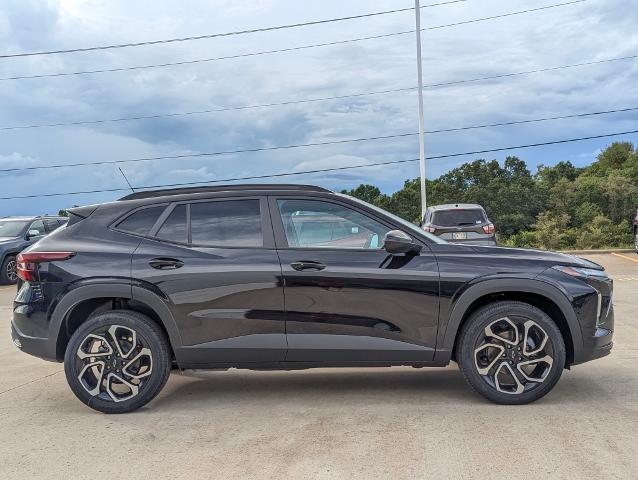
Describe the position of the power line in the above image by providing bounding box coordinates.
[2,106,637,174]
[2,128,637,201]
[0,1,591,82]
[0,0,469,59]
[3,52,634,132]
[0,31,416,81]
[0,132,420,173]
[426,106,638,134]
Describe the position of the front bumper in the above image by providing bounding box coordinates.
[540,267,614,366]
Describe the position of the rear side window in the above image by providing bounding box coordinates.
[190,200,262,247]
[116,206,165,236]
[432,209,486,227]
[156,204,188,243]
[44,219,60,232]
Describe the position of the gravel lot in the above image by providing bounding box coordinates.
[1,253,636,479]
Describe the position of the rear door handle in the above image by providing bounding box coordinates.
[291,261,326,272]
[149,258,184,270]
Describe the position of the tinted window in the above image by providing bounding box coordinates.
[277,199,389,249]
[44,219,65,232]
[190,200,262,247]
[29,220,46,236]
[117,206,165,236]
[432,209,486,227]
[156,204,187,243]
[0,220,29,237]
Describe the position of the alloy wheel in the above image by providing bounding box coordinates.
[74,325,153,403]
[6,258,17,283]
[473,316,554,395]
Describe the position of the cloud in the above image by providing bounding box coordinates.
[0,0,636,215]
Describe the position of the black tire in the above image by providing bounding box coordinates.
[634,229,638,253]
[0,255,18,285]
[456,301,566,405]
[64,310,172,414]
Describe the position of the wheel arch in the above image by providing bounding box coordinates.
[1,248,22,264]
[51,281,182,361]
[436,278,583,367]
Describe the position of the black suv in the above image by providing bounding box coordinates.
[0,215,68,284]
[11,185,613,413]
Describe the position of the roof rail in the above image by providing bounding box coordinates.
[118,184,331,201]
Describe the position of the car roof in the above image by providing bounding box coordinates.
[0,215,66,221]
[427,203,485,211]
[118,184,331,202]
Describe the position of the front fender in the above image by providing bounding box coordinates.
[433,277,583,364]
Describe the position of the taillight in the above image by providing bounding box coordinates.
[482,223,495,235]
[16,251,75,282]
[423,224,436,233]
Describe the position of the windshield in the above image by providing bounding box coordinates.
[0,220,29,237]
[432,209,486,227]
[336,193,447,244]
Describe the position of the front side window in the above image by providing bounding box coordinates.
[190,200,262,247]
[29,220,46,236]
[277,199,390,249]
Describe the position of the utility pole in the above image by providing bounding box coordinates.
[414,0,427,221]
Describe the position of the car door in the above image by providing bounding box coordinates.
[270,196,439,363]
[130,196,286,365]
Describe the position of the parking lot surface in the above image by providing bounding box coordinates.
[1,253,637,479]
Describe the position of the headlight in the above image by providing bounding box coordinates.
[552,265,610,326]
[552,265,608,279]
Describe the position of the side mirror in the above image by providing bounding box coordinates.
[383,230,422,255]
[27,229,40,239]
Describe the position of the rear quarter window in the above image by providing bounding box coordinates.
[116,206,166,236]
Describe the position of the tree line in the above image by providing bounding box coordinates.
[342,142,637,250]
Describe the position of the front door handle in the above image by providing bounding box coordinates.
[149,258,184,270]
[291,261,326,272]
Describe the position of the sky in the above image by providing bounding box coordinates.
[0,0,637,215]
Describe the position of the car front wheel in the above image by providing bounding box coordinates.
[457,301,566,405]
[64,310,172,413]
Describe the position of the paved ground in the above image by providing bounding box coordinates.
[0,253,637,479]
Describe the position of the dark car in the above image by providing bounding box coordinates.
[0,216,68,284]
[422,203,496,246]
[11,185,613,413]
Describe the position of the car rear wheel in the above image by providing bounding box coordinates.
[1,255,18,284]
[456,301,565,405]
[64,310,172,414]
[634,230,638,253]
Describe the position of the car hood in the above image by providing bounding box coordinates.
[468,245,603,270]
[0,236,19,244]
